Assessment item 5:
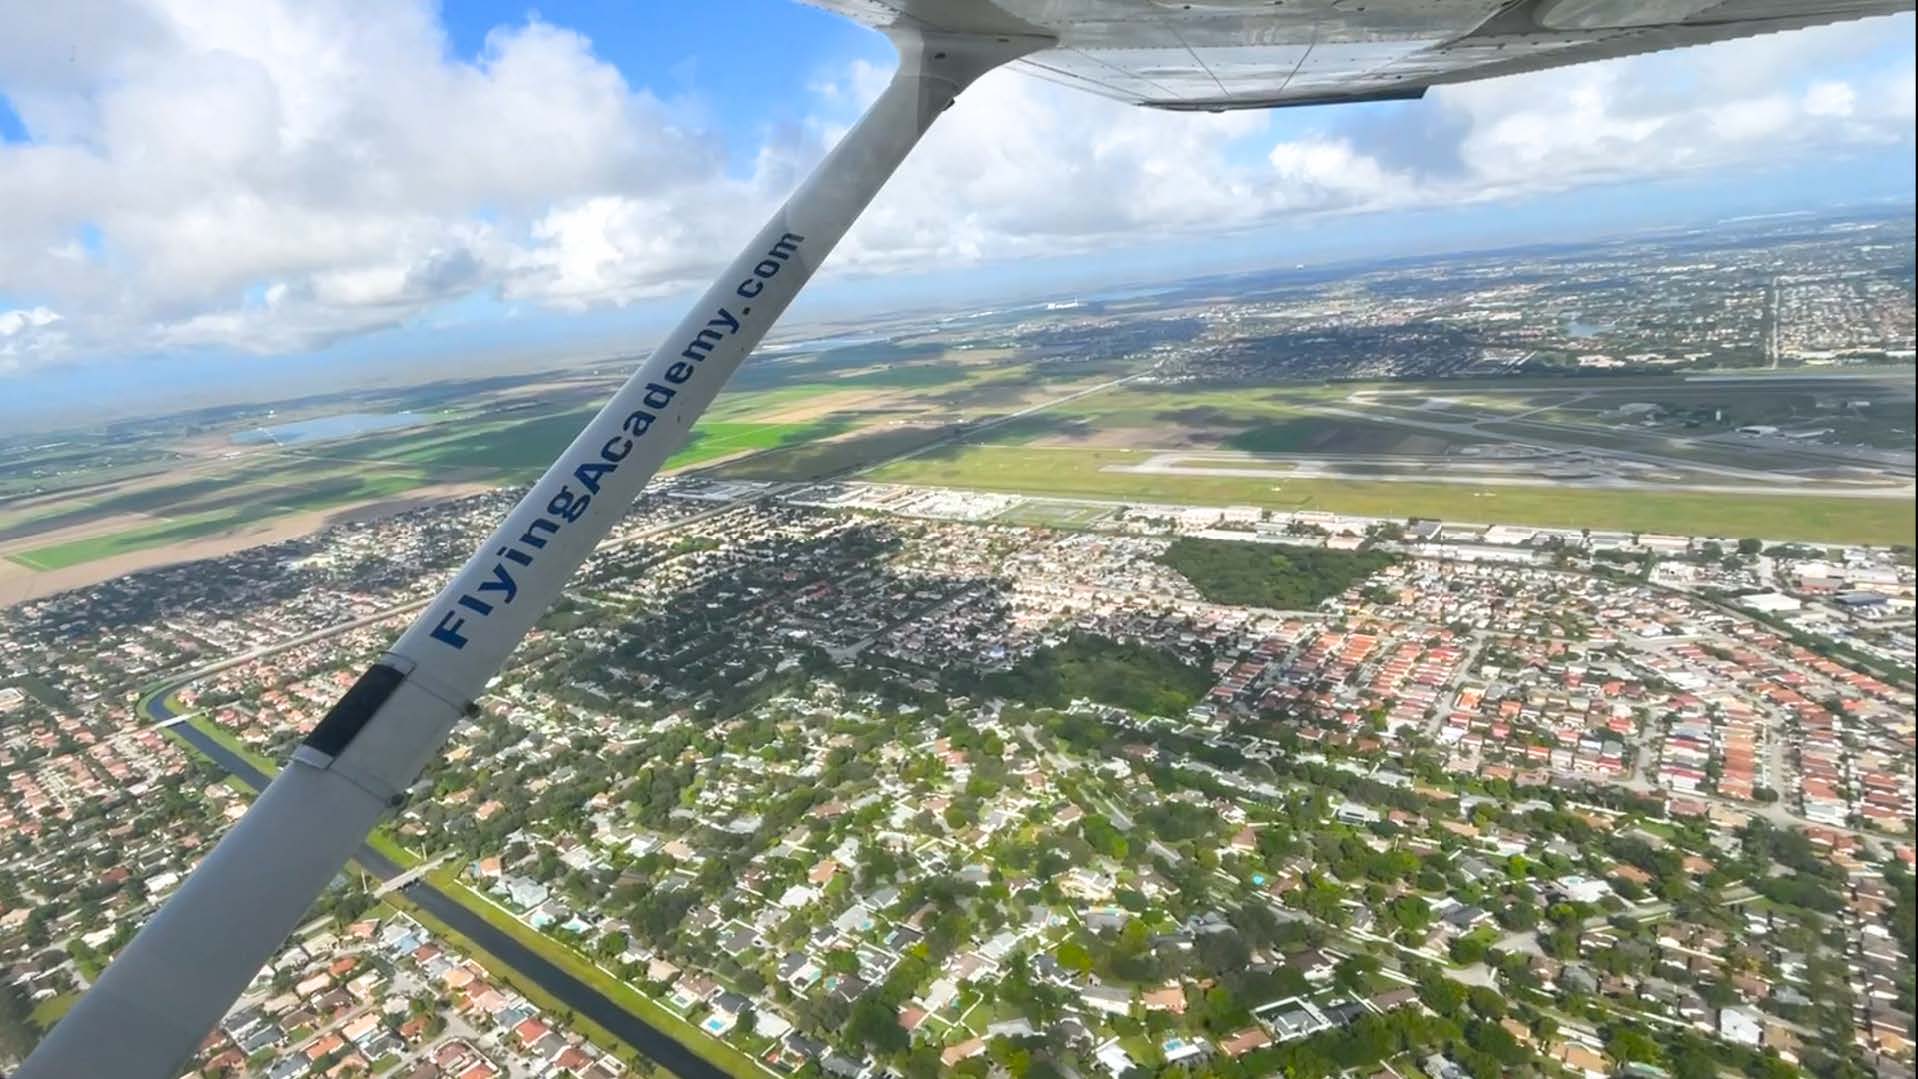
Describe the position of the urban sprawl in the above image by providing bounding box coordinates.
[1,473,1912,1079]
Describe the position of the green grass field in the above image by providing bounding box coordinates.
[29,993,77,1032]
[183,714,282,775]
[868,445,1916,546]
[9,510,248,571]
[363,830,423,870]
[329,405,855,481]
[12,368,1908,574]
[667,418,853,470]
[2,400,854,572]
[987,384,1490,455]
[718,423,963,481]
[6,469,430,571]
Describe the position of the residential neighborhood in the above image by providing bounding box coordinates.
[2,477,1912,1079]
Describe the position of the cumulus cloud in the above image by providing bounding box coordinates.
[0,1,1910,365]
[0,306,64,368]
[0,0,710,357]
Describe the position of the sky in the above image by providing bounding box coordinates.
[0,1,1912,423]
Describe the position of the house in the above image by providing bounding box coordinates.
[821,1053,870,1079]
[1372,987,1418,1011]
[986,1017,1037,1039]
[1285,948,1336,982]
[1719,1006,1763,1047]
[1264,1001,1331,1041]
[1142,986,1186,1014]
[514,1016,551,1046]
[1551,1041,1612,1079]
[832,904,875,936]
[775,1032,827,1071]
[504,877,549,909]
[920,978,959,1013]
[1335,801,1382,825]
[1442,904,1491,930]
[1219,1026,1272,1058]
[1080,984,1132,1016]
[1553,875,1613,904]
[1094,1040,1136,1076]
[306,1032,347,1061]
[940,1038,987,1068]
[779,952,823,990]
[340,1012,382,1045]
[1163,1035,1207,1064]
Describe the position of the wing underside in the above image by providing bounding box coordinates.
[807,0,1913,110]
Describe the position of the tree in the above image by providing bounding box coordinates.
[845,996,908,1055]
[595,931,628,961]
[1605,1025,1662,1065]
[1195,929,1251,976]
[1467,1019,1526,1065]
[1419,977,1465,1018]
[1335,953,1379,991]
[1449,935,1487,966]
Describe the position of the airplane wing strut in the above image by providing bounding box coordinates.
[16,27,1049,1078]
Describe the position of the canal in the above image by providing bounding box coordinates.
[149,694,727,1079]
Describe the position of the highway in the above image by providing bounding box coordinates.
[145,689,730,1079]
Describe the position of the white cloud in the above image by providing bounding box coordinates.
[1805,80,1858,118]
[0,306,60,336]
[0,0,702,357]
[0,3,1910,366]
[0,306,64,368]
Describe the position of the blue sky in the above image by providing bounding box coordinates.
[0,2,1911,423]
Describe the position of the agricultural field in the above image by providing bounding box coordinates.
[5,273,1911,603]
[5,468,437,572]
[717,423,964,481]
[315,405,857,482]
[0,342,1111,599]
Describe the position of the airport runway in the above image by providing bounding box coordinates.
[1105,449,1917,498]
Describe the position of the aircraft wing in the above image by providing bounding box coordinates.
[807,0,1913,110]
